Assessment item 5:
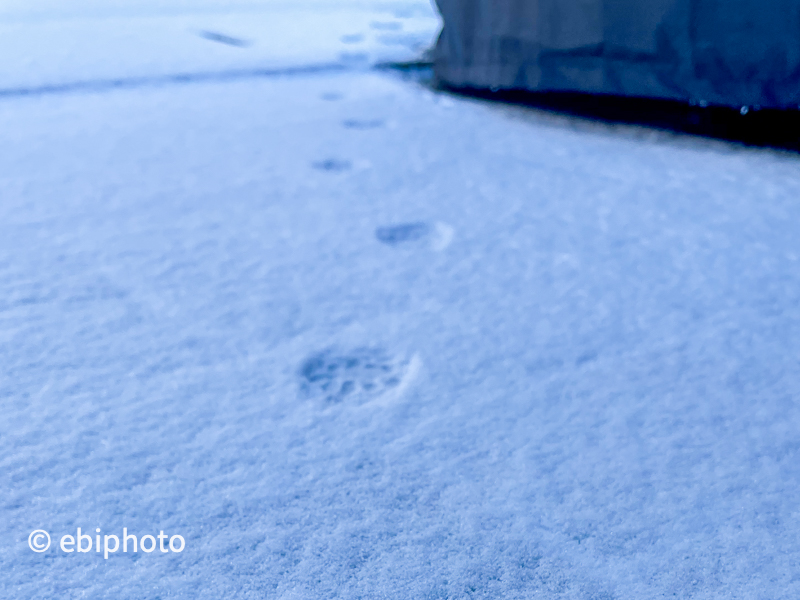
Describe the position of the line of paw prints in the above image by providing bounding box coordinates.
[311,92,454,251]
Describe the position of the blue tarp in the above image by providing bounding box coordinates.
[434,0,800,108]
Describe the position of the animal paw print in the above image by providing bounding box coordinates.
[312,159,352,172]
[299,347,410,404]
[375,222,430,245]
[343,119,384,130]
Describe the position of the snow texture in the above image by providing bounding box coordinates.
[2,1,800,599]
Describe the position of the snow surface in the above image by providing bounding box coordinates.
[2,2,800,599]
[0,0,439,92]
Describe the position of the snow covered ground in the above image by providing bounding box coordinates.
[0,0,438,92]
[2,2,800,599]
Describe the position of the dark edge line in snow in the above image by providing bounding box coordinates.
[0,63,350,99]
